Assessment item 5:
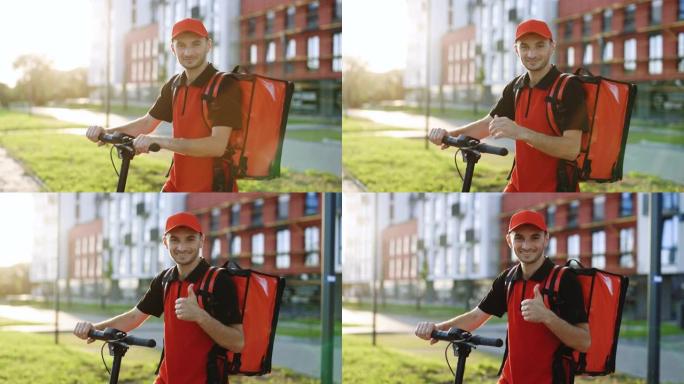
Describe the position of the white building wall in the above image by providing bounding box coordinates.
[637,193,684,276]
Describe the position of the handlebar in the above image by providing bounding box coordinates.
[442,135,508,157]
[88,327,157,348]
[98,132,160,152]
[431,327,503,348]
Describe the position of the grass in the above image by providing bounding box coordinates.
[0,317,41,327]
[343,116,684,192]
[342,301,508,325]
[627,130,684,146]
[0,110,341,192]
[285,128,341,142]
[0,330,318,383]
[619,320,684,339]
[344,334,648,383]
[370,104,486,122]
[51,102,150,117]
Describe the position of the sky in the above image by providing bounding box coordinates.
[344,0,408,73]
[0,0,95,86]
[0,194,36,267]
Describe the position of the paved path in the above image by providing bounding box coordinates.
[27,107,341,175]
[342,307,684,383]
[347,108,684,184]
[0,147,42,191]
[0,304,341,381]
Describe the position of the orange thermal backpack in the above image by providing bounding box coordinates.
[502,259,629,383]
[158,260,286,380]
[540,68,637,183]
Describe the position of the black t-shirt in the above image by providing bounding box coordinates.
[489,65,588,133]
[148,63,242,130]
[478,258,588,325]
[137,258,241,326]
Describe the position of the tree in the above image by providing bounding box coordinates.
[0,82,11,108]
[13,54,56,107]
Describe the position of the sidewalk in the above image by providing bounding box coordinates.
[0,304,339,380]
[28,107,341,175]
[0,147,42,192]
[342,307,684,383]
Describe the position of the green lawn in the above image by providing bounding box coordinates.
[620,320,684,339]
[0,317,41,327]
[627,130,684,146]
[0,110,340,192]
[369,105,486,122]
[0,330,317,383]
[343,116,684,192]
[285,128,341,142]
[342,302,504,324]
[50,102,150,117]
[344,334,647,384]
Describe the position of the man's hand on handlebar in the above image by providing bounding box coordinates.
[132,134,161,155]
[414,321,441,345]
[428,128,450,150]
[86,126,107,146]
[73,321,97,344]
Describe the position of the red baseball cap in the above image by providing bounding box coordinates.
[165,212,203,235]
[508,210,547,233]
[172,18,209,40]
[515,19,553,42]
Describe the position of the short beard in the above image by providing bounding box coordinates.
[180,54,208,70]
[170,251,199,266]
[518,250,544,266]
[522,55,550,72]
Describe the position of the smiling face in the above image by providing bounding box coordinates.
[171,32,212,70]
[163,226,203,266]
[506,224,549,266]
[514,33,555,72]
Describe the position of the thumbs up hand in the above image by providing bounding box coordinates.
[521,284,552,324]
[175,283,206,322]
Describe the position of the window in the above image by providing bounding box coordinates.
[304,192,318,215]
[663,193,680,213]
[333,0,341,21]
[565,20,573,40]
[251,199,263,226]
[649,34,663,75]
[231,204,240,226]
[583,13,592,37]
[304,227,320,266]
[276,229,290,269]
[568,200,580,227]
[624,4,636,31]
[583,44,593,65]
[662,217,678,265]
[249,44,258,65]
[333,32,342,72]
[247,18,256,37]
[603,41,614,61]
[567,47,575,67]
[568,234,580,259]
[211,207,220,232]
[230,235,241,257]
[620,193,633,216]
[592,231,606,269]
[286,39,296,59]
[266,41,276,63]
[651,0,662,25]
[603,8,613,32]
[277,194,289,219]
[306,1,319,28]
[286,5,296,29]
[680,0,684,20]
[624,38,637,72]
[546,236,557,258]
[593,195,605,221]
[619,228,635,268]
[251,233,264,266]
[211,237,221,262]
[265,10,275,34]
[307,36,320,70]
[679,33,684,72]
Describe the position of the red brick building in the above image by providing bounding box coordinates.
[69,219,104,296]
[441,25,478,103]
[381,219,419,298]
[499,193,638,277]
[556,0,684,120]
[239,0,342,116]
[124,23,160,101]
[186,193,322,297]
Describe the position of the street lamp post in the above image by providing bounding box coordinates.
[647,193,663,384]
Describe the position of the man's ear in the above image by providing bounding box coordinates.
[505,232,513,249]
[199,233,205,248]
[162,234,169,248]
[513,42,520,58]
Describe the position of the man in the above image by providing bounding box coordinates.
[429,19,588,192]
[415,210,591,383]
[86,18,241,192]
[74,212,244,384]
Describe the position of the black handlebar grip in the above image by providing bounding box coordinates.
[124,335,156,348]
[469,335,504,347]
[87,329,107,340]
[475,143,508,156]
[441,136,460,147]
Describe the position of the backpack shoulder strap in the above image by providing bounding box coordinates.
[170,73,183,106]
[542,264,568,312]
[545,73,575,137]
[197,265,221,311]
[504,264,519,304]
[201,71,229,130]
[512,74,526,107]
[161,266,176,303]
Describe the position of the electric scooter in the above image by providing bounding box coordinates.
[97,132,161,192]
[441,135,509,192]
[88,327,157,384]
[431,327,504,384]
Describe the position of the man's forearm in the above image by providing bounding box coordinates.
[93,309,144,333]
[197,311,244,352]
[437,309,489,332]
[449,116,491,141]
[152,127,231,157]
[106,115,156,137]
[518,128,580,161]
[544,313,590,352]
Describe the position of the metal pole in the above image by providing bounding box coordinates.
[105,0,112,128]
[424,0,431,150]
[647,193,662,384]
[54,194,60,344]
[320,193,337,384]
[372,193,378,346]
